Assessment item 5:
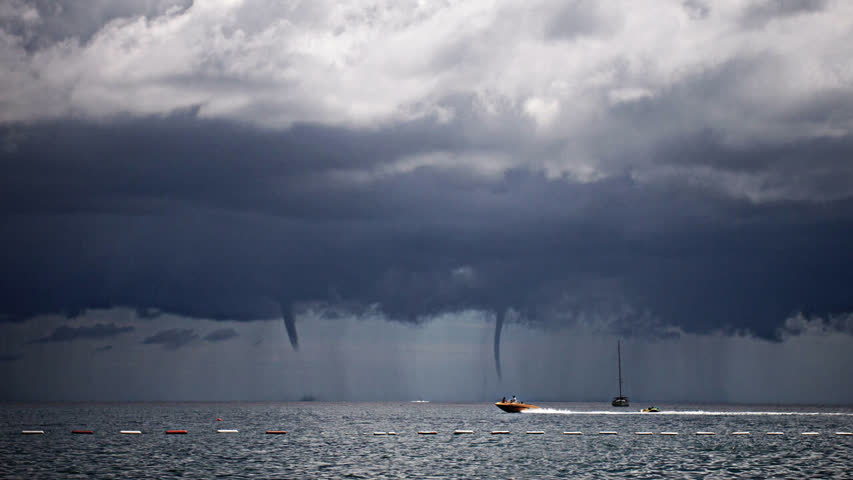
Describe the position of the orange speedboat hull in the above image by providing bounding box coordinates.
[495,402,540,413]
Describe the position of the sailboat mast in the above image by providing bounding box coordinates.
[617,340,623,397]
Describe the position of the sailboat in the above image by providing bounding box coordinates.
[611,340,629,407]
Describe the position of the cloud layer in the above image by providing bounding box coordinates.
[27,322,135,343]
[1,1,853,399]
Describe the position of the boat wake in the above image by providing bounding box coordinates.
[526,408,853,416]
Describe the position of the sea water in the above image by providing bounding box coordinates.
[1,402,852,478]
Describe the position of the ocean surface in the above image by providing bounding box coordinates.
[2,402,852,479]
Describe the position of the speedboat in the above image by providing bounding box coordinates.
[495,401,540,413]
[640,406,660,413]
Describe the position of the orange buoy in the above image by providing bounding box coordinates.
[265,430,287,434]
[72,430,94,434]
[165,430,188,434]
[216,418,223,421]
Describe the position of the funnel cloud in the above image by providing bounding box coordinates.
[1,0,852,401]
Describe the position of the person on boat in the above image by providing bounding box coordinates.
[501,396,507,403]
[511,395,517,403]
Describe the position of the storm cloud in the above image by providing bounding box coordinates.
[27,323,135,344]
[204,327,239,343]
[0,353,24,363]
[1,0,852,400]
[142,328,199,350]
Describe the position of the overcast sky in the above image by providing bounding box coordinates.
[1,0,852,403]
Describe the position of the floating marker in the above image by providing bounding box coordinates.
[801,432,820,436]
[72,430,93,434]
[526,431,545,435]
[216,418,223,422]
[453,430,474,434]
[217,429,238,433]
[695,432,715,435]
[120,430,142,435]
[265,430,287,434]
[766,432,784,436]
[731,432,750,435]
[491,430,510,435]
[418,431,437,435]
[598,431,618,435]
[563,431,583,435]
[660,432,679,435]
[388,432,397,435]
[835,432,852,436]
[635,432,654,435]
[373,432,388,435]
[21,430,44,434]
[165,430,187,434]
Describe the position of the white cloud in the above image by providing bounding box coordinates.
[1,0,853,200]
[608,87,653,105]
[523,96,560,128]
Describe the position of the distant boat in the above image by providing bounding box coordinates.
[495,401,540,413]
[410,400,430,403]
[611,340,629,407]
[640,406,660,413]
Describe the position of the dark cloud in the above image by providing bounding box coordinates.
[544,1,616,40]
[740,0,828,28]
[0,0,849,403]
[203,328,239,343]
[0,353,24,362]
[27,323,135,344]
[0,114,852,347]
[142,328,198,349]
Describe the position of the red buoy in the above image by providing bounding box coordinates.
[216,418,223,421]
[72,430,94,434]
[165,430,188,434]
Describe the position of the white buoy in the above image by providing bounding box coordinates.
[526,431,545,435]
[765,432,784,435]
[695,432,715,435]
[120,430,142,434]
[634,432,654,435]
[217,429,238,433]
[562,431,583,435]
[453,430,474,434]
[835,432,852,436]
[660,432,679,435]
[731,432,750,435]
[598,431,618,435]
[373,432,387,435]
[801,432,819,436]
[491,431,510,435]
[388,432,397,435]
[21,430,44,434]
[418,431,437,435]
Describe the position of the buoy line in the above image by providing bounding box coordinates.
[13,428,853,437]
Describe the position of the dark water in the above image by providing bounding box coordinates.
[2,402,852,479]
